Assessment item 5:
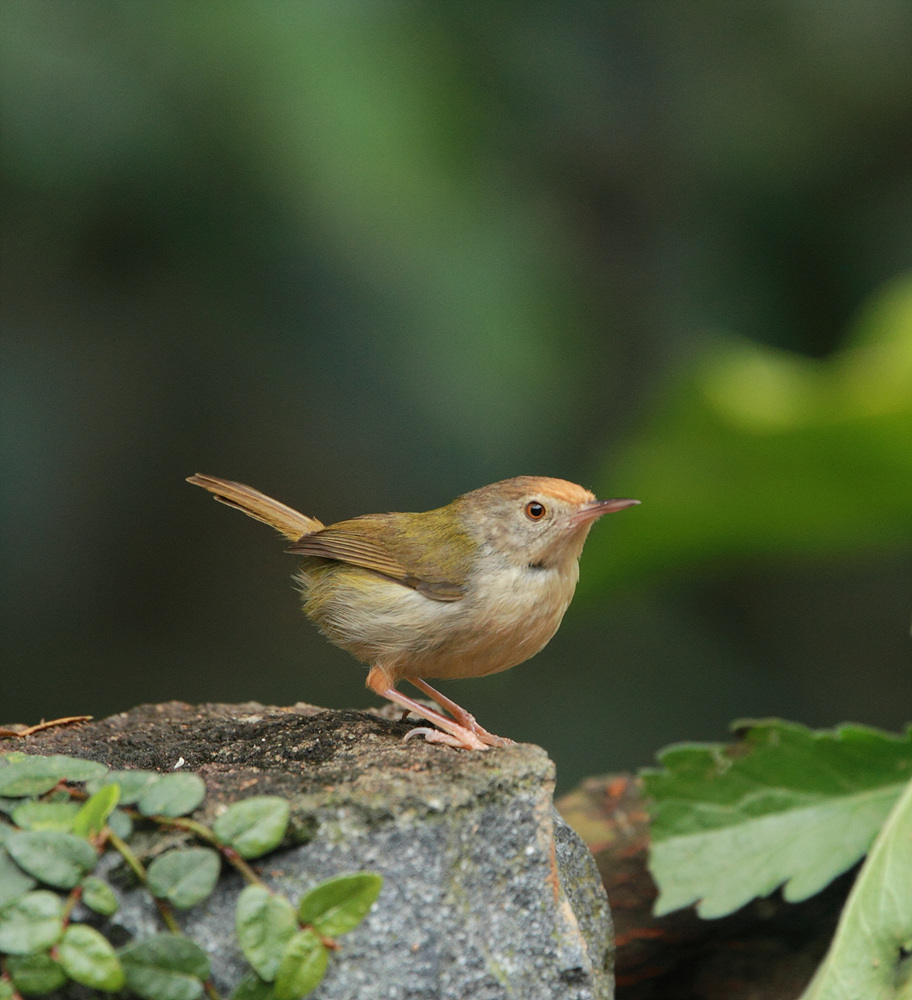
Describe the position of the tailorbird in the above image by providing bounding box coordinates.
[188,474,639,750]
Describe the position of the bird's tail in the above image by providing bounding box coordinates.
[187,474,324,541]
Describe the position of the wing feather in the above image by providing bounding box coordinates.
[287,520,467,603]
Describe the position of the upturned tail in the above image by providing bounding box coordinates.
[187,474,324,541]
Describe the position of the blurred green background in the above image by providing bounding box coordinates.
[3,2,911,791]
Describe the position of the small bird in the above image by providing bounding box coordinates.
[187,474,639,750]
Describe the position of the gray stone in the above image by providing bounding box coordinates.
[19,701,614,999]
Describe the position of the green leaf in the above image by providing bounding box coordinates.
[0,890,64,955]
[799,775,912,1000]
[0,754,107,797]
[6,830,98,889]
[588,277,912,590]
[137,773,207,818]
[213,797,290,859]
[6,950,67,994]
[297,873,383,936]
[235,885,297,981]
[0,982,11,1000]
[10,800,81,832]
[274,929,328,1000]
[92,768,160,804]
[146,848,220,909]
[230,973,277,1000]
[72,783,120,838]
[119,933,210,1000]
[108,806,134,840]
[643,720,912,918]
[0,847,37,905]
[58,923,126,990]
[81,874,119,915]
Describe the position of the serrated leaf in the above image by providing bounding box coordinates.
[0,754,107,797]
[11,800,81,832]
[6,829,98,889]
[230,972,277,1000]
[274,928,328,1000]
[147,848,220,909]
[119,933,210,1000]
[0,847,37,905]
[81,874,119,915]
[73,783,120,837]
[137,773,207,818]
[213,797,290,859]
[297,873,383,936]
[235,885,297,981]
[0,890,64,954]
[58,923,126,990]
[644,720,912,917]
[6,950,67,993]
[799,776,912,1000]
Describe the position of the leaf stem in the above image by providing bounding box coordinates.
[155,815,266,885]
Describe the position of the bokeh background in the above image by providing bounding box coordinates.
[3,2,911,791]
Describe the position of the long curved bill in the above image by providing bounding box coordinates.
[570,497,640,527]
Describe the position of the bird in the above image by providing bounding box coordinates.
[187,473,639,749]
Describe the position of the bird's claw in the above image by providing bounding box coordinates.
[402,726,488,751]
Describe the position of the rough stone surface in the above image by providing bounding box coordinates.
[10,702,614,999]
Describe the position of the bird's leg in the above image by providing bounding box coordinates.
[366,667,488,751]
[408,678,513,748]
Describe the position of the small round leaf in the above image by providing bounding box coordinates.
[81,874,119,915]
[147,848,220,909]
[297,872,383,936]
[0,847,37,906]
[230,972,277,1000]
[90,768,160,804]
[6,829,97,888]
[108,806,134,840]
[10,800,81,832]
[0,890,64,955]
[137,773,206,818]
[119,933,210,1000]
[0,755,106,797]
[235,884,297,981]
[213,797,290,859]
[274,929,328,1000]
[59,923,126,990]
[6,950,67,993]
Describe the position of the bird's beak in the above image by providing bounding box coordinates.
[570,497,640,527]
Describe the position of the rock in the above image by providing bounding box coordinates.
[12,702,614,999]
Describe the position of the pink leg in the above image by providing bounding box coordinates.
[366,667,488,750]
[408,678,513,748]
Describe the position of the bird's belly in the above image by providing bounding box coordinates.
[300,562,578,682]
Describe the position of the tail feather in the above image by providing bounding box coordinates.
[187,474,323,541]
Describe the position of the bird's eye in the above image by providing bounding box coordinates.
[524,501,547,521]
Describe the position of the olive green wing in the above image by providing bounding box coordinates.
[286,514,468,603]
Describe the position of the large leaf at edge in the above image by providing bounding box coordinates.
[643,720,912,918]
[800,775,912,1000]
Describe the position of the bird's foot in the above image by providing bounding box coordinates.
[402,726,488,751]
[444,710,514,748]
[407,679,514,748]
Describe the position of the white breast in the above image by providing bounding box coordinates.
[303,559,580,683]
